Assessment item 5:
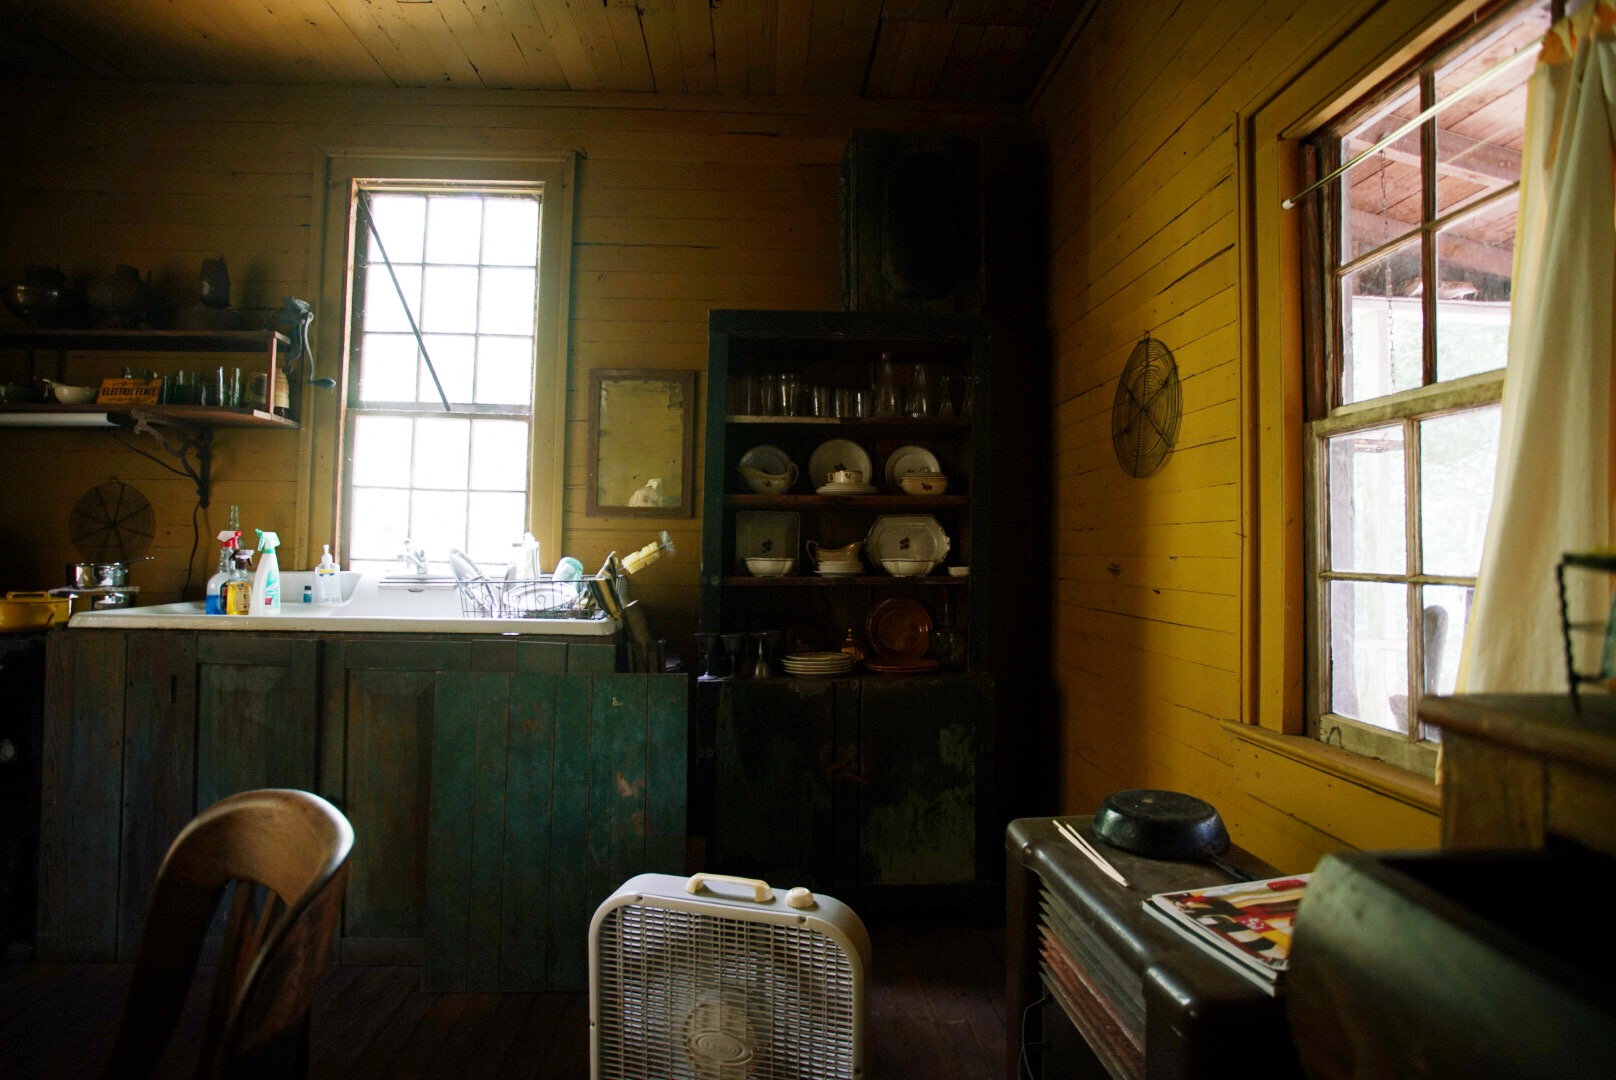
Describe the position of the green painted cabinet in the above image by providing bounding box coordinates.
[37,628,686,991]
[708,673,991,905]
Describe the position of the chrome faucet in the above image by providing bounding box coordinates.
[398,539,429,576]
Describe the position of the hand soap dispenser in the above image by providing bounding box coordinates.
[315,544,341,604]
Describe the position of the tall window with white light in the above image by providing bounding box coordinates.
[343,185,543,576]
[1303,0,1552,774]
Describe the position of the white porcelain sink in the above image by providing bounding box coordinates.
[68,571,617,636]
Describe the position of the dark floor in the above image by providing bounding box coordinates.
[0,915,1006,1079]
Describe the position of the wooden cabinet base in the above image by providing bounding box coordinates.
[36,628,685,992]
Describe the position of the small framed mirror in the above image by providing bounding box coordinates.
[586,368,697,517]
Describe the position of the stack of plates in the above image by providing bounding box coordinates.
[781,651,855,676]
[816,481,878,495]
[816,560,863,577]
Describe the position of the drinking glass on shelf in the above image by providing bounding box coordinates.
[778,374,803,417]
[937,373,958,419]
[808,385,830,417]
[872,352,900,417]
[906,363,934,418]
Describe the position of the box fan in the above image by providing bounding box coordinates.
[589,873,871,1080]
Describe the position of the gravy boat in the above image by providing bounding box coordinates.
[738,462,797,494]
[807,540,864,564]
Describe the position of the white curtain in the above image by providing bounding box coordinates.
[1460,2,1616,692]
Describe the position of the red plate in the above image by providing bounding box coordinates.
[864,597,933,659]
[863,657,941,675]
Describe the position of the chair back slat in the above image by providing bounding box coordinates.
[102,789,354,1080]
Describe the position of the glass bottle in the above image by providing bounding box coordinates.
[872,352,900,417]
[840,628,866,663]
[223,550,254,615]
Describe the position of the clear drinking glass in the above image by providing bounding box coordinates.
[778,374,802,416]
[906,363,933,418]
[872,353,900,417]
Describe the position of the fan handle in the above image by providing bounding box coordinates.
[684,873,776,904]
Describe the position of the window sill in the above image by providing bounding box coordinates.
[1222,721,1441,815]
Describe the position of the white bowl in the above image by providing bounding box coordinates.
[51,383,98,405]
[745,557,796,576]
[948,566,969,577]
[881,557,937,578]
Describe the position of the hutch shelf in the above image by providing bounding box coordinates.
[697,308,996,910]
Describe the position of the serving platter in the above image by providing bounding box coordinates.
[865,514,950,565]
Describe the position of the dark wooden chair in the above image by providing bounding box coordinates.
[102,788,354,1079]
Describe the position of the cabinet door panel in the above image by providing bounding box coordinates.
[37,630,126,960]
[194,636,319,811]
[713,680,843,887]
[335,641,447,948]
[118,632,197,959]
[500,673,560,990]
[858,675,981,886]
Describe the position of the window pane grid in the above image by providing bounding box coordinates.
[1309,3,1545,771]
[347,185,540,573]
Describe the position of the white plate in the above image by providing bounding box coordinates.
[883,445,942,491]
[816,482,879,495]
[865,514,951,564]
[734,511,800,574]
[808,439,873,487]
[739,444,794,478]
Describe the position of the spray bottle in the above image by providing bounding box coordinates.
[206,529,239,614]
[251,529,282,615]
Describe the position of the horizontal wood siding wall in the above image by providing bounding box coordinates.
[1032,0,1439,871]
[0,84,1006,655]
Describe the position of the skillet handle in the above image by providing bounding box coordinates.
[1201,849,1258,882]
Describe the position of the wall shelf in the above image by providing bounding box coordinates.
[725,494,968,510]
[0,403,296,429]
[0,328,300,507]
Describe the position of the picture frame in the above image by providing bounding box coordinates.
[586,368,696,518]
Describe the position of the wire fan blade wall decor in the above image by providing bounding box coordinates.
[590,874,870,1080]
[1110,335,1182,477]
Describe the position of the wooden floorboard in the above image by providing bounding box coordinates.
[0,915,1005,1079]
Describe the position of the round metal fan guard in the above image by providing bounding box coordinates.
[69,480,156,563]
[1111,336,1182,478]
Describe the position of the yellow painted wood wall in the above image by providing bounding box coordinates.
[0,84,1005,652]
[1032,0,1441,871]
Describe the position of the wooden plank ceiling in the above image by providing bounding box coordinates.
[0,0,1085,103]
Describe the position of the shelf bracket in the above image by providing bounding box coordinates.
[125,411,214,508]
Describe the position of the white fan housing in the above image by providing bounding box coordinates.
[589,873,871,1080]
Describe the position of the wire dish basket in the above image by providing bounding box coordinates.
[456,576,592,619]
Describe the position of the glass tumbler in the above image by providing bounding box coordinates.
[778,374,802,417]
[906,363,934,418]
[872,353,900,417]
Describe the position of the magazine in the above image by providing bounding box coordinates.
[1141,874,1311,995]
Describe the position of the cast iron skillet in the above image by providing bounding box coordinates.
[1092,789,1256,881]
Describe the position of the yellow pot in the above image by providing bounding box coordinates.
[0,591,70,633]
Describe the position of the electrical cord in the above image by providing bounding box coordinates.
[1020,990,1052,1080]
[111,431,203,598]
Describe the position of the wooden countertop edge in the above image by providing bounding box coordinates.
[1418,693,1616,776]
[1221,720,1442,815]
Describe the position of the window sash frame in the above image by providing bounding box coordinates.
[310,151,575,572]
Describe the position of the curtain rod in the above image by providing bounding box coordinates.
[1281,39,1539,210]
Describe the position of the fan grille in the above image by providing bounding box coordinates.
[594,903,860,1080]
[1111,337,1182,478]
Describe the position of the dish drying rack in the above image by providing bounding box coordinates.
[456,576,591,619]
